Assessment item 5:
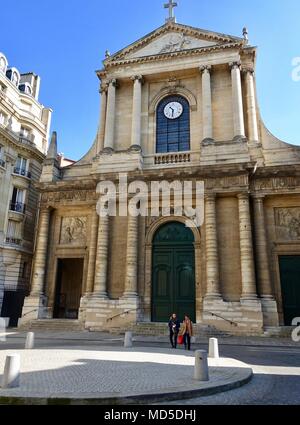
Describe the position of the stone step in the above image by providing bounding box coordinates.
[109,323,231,337]
[263,326,294,338]
[20,320,85,332]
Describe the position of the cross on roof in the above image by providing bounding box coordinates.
[164,0,178,23]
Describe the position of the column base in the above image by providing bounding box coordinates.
[101,147,114,154]
[92,292,109,300]
[128,145,142,153]
[204,294,223,301]
[19,294,49,326]
[84,296,140,331]
[202,138,215,146]
[122,292,138,299]
[260,297,279,327]
[233,135,247,142]
[203,297,264,335]
[240,294,258,301]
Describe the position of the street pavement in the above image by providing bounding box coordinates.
[0,331,299,404]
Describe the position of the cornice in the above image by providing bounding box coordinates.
[102,42,243,70]
[0,126,45,162]
[106,23,244,64]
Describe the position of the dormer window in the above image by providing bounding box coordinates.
[6,67,20,87]
[19,83,32,96]
[0,53,8,74]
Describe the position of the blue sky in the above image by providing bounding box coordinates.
[1,0,300,160]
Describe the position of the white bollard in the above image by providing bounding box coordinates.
[209,338,219,359]
[194,350,209,381]
[0,318,8,342]
[25,332,35,350]
[1,354,21,389]
[124,332,133,348]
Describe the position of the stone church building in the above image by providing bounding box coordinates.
[21,10,300,335]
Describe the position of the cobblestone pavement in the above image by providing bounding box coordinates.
[161,344,300,405]
[0,346,250,400]
[1,331,300,404]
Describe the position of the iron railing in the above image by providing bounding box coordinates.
[5,237,22,246]
[10,202,26,214]
[13,167,31,178]
[207,311,238,327]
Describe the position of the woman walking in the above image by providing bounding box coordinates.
[182,314,194,351]
[168,313,180,349]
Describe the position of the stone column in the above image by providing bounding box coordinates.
[123,215,139,298]
[238,193,257,299]
[103,79,117,151]
[30,208,51,295]
[85,209,99,295]
[253,195,273,299]
[130,75,143,150]
[230,62,245,139]
[93,215,109,298]
[96,85,108,153]
[200,66,213,142]
[205,194,222,299]
[244,68,259,142]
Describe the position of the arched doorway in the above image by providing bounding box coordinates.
[152,222,196,322]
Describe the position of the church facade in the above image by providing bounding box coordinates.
[20,17,300,335]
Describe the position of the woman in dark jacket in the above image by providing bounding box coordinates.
[168,313,181,349]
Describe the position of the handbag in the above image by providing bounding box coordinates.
[178,335,184,345]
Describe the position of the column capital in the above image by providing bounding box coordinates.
[237,192,249,201]
[229,61,241,70]
[205,192,217,202]
[131,75,144,84]
[242,66,255,76]
[252,193,266,201]
[99,83,108,94]
[200,65,212,74]
[108,78,117,87]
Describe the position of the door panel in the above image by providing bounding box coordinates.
[279,256,300,326]
[152,223,196,323]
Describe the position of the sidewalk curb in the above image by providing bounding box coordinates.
[0,368,253,405]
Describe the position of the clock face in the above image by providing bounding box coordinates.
[164,102,184,120]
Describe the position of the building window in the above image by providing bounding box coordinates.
[10,187,26,213]
[0,110,7,126]
[156,95,190,154]
[6,219,21,245]
[21,262,28,279]
[14,156,30,178]
[0,145,5,168]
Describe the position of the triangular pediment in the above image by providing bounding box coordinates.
[105,22,244,64]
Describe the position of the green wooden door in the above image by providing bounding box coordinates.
[279,256,300,326]
[152,222,195,323]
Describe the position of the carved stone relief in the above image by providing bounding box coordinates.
[60,217,87,245]
[275,208,300,240]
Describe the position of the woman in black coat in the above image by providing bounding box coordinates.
[168,313,181,349]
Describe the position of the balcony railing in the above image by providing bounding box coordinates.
[9,202,26,214]
[5,237,22,246]
[0,158,5,168]
[19,136,34,147]
[154,152,191,165]
[13,167,31,179]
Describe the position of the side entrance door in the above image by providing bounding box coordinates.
[279,256,300,325]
